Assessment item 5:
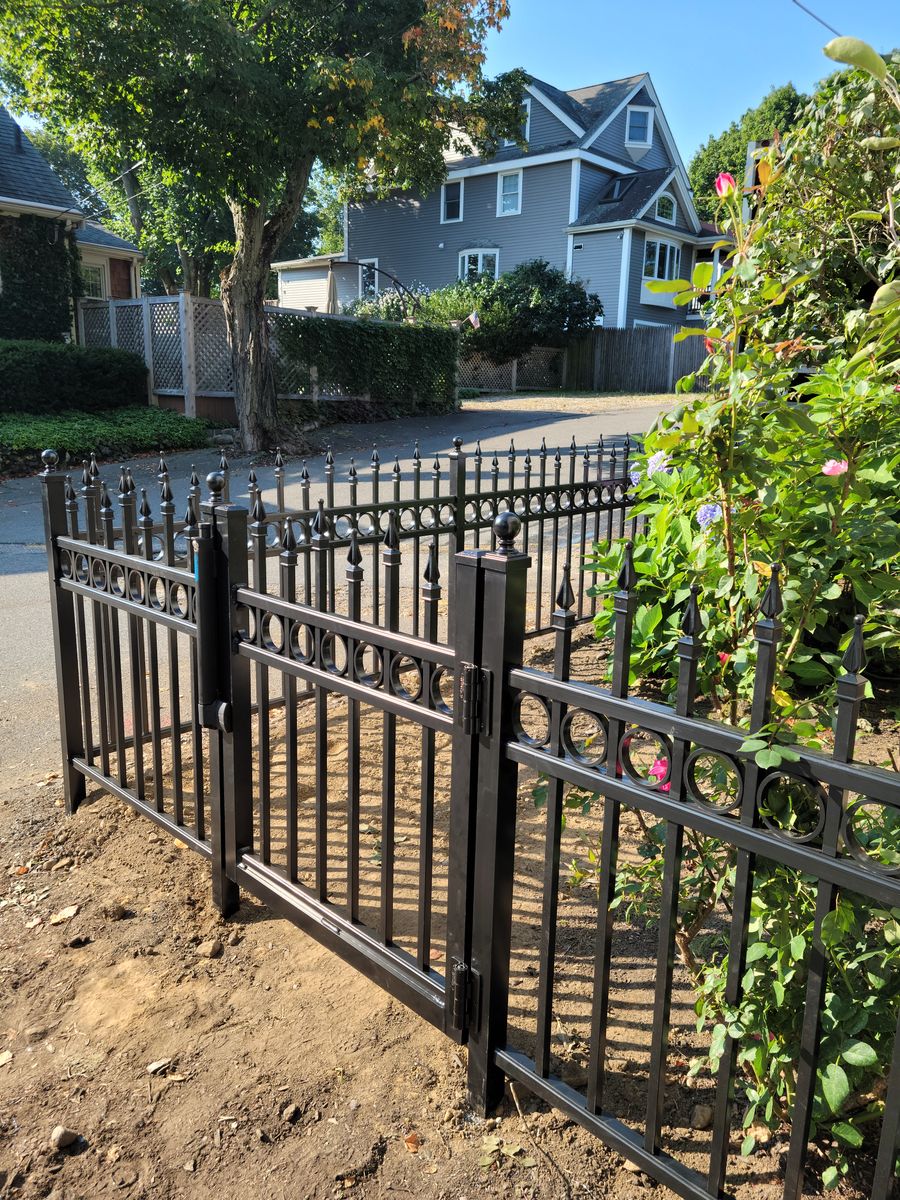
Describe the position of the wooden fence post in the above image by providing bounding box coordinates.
[107,299,117,348]
[180,291,197,418]
[141,297,157,406]
[510,358,518,393]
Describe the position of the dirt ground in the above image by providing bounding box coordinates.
[2,627,897,1200]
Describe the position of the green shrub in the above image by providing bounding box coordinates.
[0,340,148,414]
[0,407,209,472]
[274,315,458,415]
[348,259,603,364]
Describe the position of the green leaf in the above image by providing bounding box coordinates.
[822,1165,841,1190]
[871,281,900,313]
[820,1061,850,1115]
[746,941,770,963]
[861,136,900,151]
[645,278,690,294]
[790,934,806,961]
[841,1039,878,1068]
[740,1133,756,1157]
[831,1121,864,1148]
[823,37,887,81]
[691,261,714,290]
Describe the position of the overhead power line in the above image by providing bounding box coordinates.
[788,0,842,38]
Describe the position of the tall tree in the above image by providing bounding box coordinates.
[689,84,807,221]
[0,1,524,449]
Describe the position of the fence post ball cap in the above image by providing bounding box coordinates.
[207,471,226,498]
[494,511,521,553]
[42,449,59,472]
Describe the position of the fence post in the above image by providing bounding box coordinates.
[141,297,157,406]
[41,451,86,814]
[197,471,252,916]
[465,512,530,1113]
[180,291,197,418]
[447,436,468,641]
[510,357,518,393]
[107,299,117,348]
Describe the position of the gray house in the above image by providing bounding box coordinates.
[274,74,721,328]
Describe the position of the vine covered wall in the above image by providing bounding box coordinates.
[0,214,80,342]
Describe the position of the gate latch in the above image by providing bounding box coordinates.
[450,959,481,1033]
[457,663,491,736]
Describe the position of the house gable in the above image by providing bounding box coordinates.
[0,107,80,216]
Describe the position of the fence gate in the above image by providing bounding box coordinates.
[42,449,900,1200]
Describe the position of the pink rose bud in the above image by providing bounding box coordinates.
[718,651,730,665]
[715,172,737,198]
[822,459,849,476]
[705,337,715,355]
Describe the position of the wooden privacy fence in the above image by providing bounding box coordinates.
[563,326,710,393]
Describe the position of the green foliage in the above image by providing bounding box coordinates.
[349,260,602,364]
[688,84,807,222]
[0,340,148,414]
[0,406,208,468]
[275,314,458,415]
[568,42,900,1183]
[0,214,79,342]
[27,126,111,221]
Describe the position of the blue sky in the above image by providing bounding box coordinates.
[484,0,897,159]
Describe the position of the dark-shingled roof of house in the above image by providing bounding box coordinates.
[565,75,648,131]
[0,106,80,213]
[572,167,673,228]
[75,221,142,254]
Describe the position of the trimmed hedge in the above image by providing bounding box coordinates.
[274,314,458,416]
[0,340,149,414]
[0,407,209,476]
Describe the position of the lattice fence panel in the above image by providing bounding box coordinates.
[113,304,145,359]
[80,303,112,348]
[458,352,514,392]
[517,346,565,390]
[193,300,232,393]
[150,302,183,391]
[269,312,313,398]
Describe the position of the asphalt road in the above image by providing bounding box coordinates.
[0,393,671,796]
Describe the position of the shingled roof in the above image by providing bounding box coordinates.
[530,74,648,140]
[571,167,673,227]
[75,221,141,254]
[0,107,81,213]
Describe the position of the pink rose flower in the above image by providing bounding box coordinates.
[715,172,737,198]
[822,459,849,476]
[648,758,671,792]
[718,651,730,665]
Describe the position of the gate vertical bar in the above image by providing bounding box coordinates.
[466,512,529,1111]
[447,437,466,641]
[41,452,86,813]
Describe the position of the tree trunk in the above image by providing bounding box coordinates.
[222,157,314,452]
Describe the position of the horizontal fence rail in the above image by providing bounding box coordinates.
[41,449,899,1200]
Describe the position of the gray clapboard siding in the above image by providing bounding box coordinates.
[578,163,615,214]
[528,96,578,149]
[347,161,572,290]
[592,104,672,172]
[570,230,623,322]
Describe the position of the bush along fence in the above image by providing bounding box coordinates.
[40,436,900,1199]
[76,296,458,426]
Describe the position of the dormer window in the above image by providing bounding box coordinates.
[503,98,531,147]
[626,105,654,147]
[599,176,634,203]
[655,193,676,224]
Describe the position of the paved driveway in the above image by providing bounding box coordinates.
[0,393,672,794]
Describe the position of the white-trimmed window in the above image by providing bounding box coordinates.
[626,105,654,147]
[643,238,681,281]
[496,169,522,217]
[655,192,676,224]
[459,249,499,281]
[502,98,531,147]
[82,263,105,299]
[359,258,379,297]
[441,180,464,224]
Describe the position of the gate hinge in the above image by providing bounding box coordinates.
[457,663,491,736]
[450,959,481,1033]
[198,700,232,733]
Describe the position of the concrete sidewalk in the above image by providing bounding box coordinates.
[0,392,671,795]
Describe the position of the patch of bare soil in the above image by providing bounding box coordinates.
[1,628,896,1200]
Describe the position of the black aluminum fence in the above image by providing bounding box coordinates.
[41,451,900,1200]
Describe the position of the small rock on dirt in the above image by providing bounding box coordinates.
[281,1103,302,1123]
[102,903,128,921]
[226,930,242,947]
[256,1127,270,1143]
[26,1027,48,1042]
[691,1104,714,1131]
[197,939,223,959]
[50,1126,79,1151]
[560,1060,589,1088]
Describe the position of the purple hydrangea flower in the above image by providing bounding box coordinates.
[697,503,722,530]
[646,450,671,477]
[629,468,642,486]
